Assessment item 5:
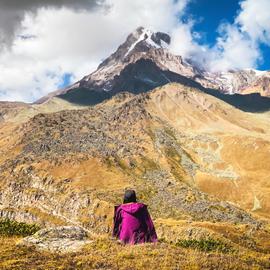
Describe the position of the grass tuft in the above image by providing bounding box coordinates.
[176,238,233,253]
[0,219,40,237]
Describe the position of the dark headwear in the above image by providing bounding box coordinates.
[123,189,137,204]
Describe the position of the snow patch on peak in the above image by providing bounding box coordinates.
[125,28,151,57]
[124,27,170,57]
[250,69,268,77]
[203,68,270,95]
[145,34,169,49]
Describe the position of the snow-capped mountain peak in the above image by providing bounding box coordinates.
[202,68,270,95]
[124,27,170,57]
[76,26,195,92]
[36,27,270,104]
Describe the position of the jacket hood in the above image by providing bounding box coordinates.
[119,202,146,214]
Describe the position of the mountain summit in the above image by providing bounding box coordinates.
[79,26,197,92]
[37,27,270,109]
[37,27,199,105]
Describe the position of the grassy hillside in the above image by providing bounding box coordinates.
[1,232,269,270]
[1,83,270,269]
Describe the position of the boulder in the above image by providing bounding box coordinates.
[19,226,92,253]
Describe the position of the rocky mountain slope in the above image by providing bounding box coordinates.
[1,83,270,268]
[204,69,270,96]
[1,83,270,231]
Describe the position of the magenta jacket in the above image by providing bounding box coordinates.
[112,202,158,244]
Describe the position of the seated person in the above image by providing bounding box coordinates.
[112,189,157,244]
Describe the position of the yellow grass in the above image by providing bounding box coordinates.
[0,235,269,270]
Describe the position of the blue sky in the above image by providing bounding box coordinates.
[186,0,241,46]
[59,73,73,89]
[185,0,270,70]
[258,43,270,71]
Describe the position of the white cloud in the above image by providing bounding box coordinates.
[207,23,261,71]
[0,0,103,47]
[236,0,270,43]
[170,22,197,57]
[204,0,270,72]
[169,21,209,69]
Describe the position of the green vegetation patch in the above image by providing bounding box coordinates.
[139,156,160,172]
[164,127,178,141]
[165,147,185,181]
[0,219,40,237]
[176,238,233,253]
[165,146,181,162]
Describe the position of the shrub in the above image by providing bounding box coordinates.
[176,238,232,253]
[0,219,40,237]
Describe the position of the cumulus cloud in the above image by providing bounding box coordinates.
[207,24,261,71]
[236,0,270,43]
[169,21,209,69]
[205,0,270,71]
[0,0,104,47]
[170,22,197,57]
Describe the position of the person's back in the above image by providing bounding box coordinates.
[113,190,157,244]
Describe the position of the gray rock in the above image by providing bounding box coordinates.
[20,226,92,253]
